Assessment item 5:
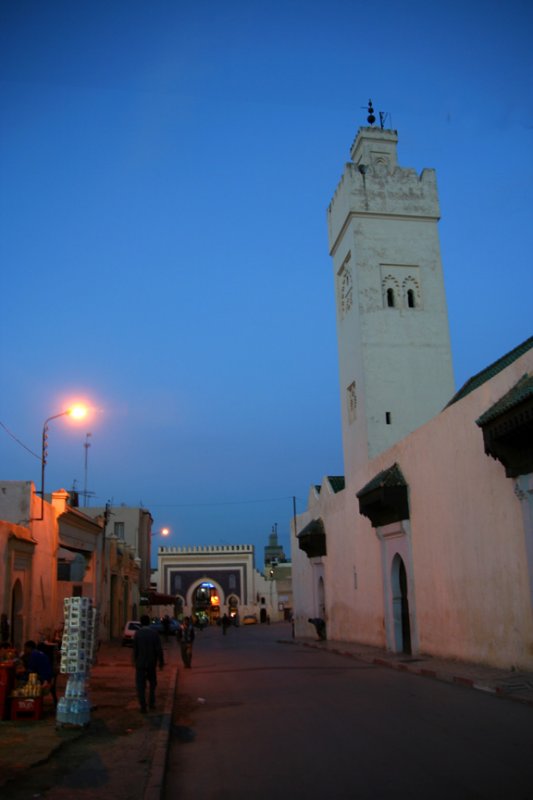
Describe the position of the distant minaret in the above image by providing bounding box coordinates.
[264,524,285,568]
[328,104,454,479]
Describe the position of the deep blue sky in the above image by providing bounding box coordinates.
[1,1,532,566]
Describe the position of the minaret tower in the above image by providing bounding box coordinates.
[328,103,454,480]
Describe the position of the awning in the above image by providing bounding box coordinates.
[357,463,409,527]
[297,518,327,559]
[140,591,177,606]
[476,373,533,477]
[57,547,77,562]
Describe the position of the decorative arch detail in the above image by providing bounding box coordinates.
[382,274,400,308]
[402,275,421,309]
[338,254,353,318]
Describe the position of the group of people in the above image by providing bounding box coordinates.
[0,637,58,705]
[133,615,195,713]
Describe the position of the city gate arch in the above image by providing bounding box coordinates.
[160,544,254,620]
[188,578,225,623]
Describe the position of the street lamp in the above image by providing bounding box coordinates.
[151,527,170,538]
[37,404,88,520]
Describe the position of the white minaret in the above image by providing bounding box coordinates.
[328,119,454,480]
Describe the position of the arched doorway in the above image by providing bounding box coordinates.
[11,579,23,650]
[193,581,222,625]
[391,554,411,654]
[227,595,239,622]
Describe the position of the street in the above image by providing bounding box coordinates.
[165,623,533,800]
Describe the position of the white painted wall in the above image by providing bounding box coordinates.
[293,125,531,669]
[293,346,533,669]
[328,127,454,479]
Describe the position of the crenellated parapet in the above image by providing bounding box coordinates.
[328,127,440,256]
[159,544,254,555]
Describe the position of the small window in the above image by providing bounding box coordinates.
[386,288,395,308]
[347,381,357,423]
[114,522,125,539]
[407,289,415,308]
[385,412,392,425]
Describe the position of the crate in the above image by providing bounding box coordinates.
[10,696,43,721]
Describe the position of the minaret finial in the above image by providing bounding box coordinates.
[367,99,376,126]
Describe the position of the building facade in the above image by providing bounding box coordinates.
[0,482,105,647]
[157,544,286,623]
[0,483,147,645]
[292,124,533,670]
[84,504,155,637]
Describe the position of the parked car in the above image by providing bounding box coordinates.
[122,620,141,646]
[242,614,258,625]
[150,617,180,636]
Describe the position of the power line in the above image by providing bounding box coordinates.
[0,421,41,460]
[137,495,300,509]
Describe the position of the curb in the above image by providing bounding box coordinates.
[143,658,179,800]
[299,640,533,708]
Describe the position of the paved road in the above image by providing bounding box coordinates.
[164,623,533,800]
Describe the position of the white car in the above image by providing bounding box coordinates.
[122,620,141,646]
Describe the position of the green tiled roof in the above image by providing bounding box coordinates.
[446,336,533,408]
[356,463,406,498]
[327,476,345,493]
[476,373,533,427]
[314,476,345,494]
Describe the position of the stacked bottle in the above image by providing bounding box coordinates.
[56,597,99,727]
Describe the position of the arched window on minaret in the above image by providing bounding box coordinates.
[403,276,421,310]
[383,275,400,309]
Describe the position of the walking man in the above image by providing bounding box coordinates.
[177,617,195,668]
[133,615,164,713]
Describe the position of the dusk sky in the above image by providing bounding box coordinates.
[1,1,531,567]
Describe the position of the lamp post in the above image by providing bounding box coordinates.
[151,527,170,538]
[37,404,88,521]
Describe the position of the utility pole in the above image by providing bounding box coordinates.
[83,432,92,507]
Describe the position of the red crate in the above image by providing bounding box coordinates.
[10,696,43,721]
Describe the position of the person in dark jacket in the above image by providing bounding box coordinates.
[177,617,195,668]
[22,640,53,683]
[308,618,327,641]
[133,615,164,713]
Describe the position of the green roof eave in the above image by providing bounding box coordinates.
[446,336,533,409]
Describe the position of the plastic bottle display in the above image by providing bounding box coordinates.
[56,597,99,727]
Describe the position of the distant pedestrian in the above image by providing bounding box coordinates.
[177,617,195,668]
[308,618,327,641]
[221,614,230,635]
[162,614,171,641]
[133,614,164,713]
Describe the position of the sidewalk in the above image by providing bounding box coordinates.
[0,637,180,800]
[295,635,533,706]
